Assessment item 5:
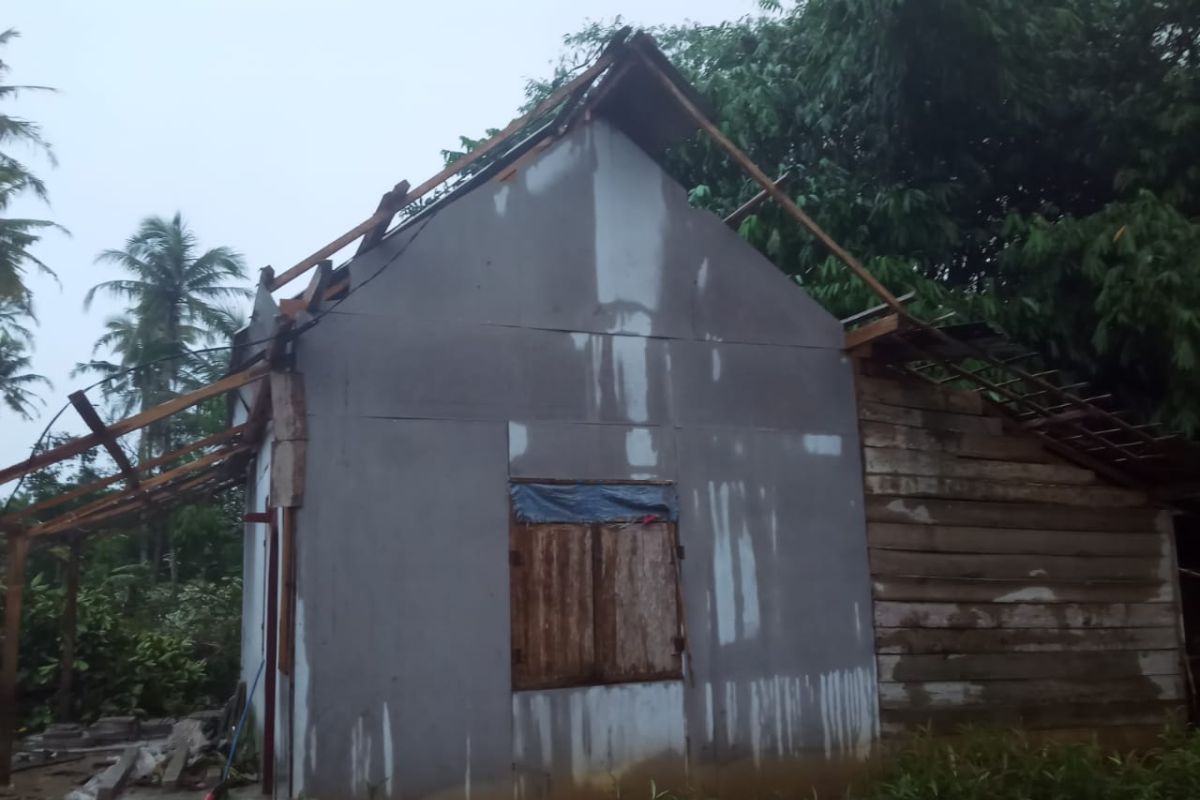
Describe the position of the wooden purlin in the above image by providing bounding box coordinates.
[0,364,268,489]
[3,424,247,525]
[29,446,247,538]
[723,172,791,228]
[33,472,240,540]
[268,47,622,293]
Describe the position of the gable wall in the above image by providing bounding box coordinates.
[853,357,1186,740]
[289,119,877,800]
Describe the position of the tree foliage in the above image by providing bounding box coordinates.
[533,0,1200,431]
[0,27,61,306]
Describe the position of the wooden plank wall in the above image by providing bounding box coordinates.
[854,361,1186,738]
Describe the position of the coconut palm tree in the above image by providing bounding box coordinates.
[0,330,48,418]
[81,213,249,581]
[83,212,251,433]
[0,28,61,303]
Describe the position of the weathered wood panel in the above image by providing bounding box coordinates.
[869,549,1165,582]
[873,577,1171,604]
[877,651,1180,682]
[860,401,1002,435]
[868,523,1163,557]
[856,361,1182,737]
[875,601,1175,629]
[864,475,1147,507]
[876,626,1179,655]
[857,376,983,415]
[595,522,681,683]
[866,496,1158,532]
[878,674,1184,708]
[863,447,1094,485]
[510,523,594,690]
[861,421,1051,462]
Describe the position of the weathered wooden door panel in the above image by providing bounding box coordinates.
[595,522,681,682]
[510,523,594,690]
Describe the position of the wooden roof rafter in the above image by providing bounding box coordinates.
[4,424,249,526]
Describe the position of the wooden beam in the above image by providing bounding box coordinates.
[56,537,80,722]
[270,372,307,508]
[0,364,267,488]
[639,52,905,312]
[269,49,618,292]
[845,313,902,351]
[262,515,279,794]
[0,532,30,786]
[278,507,296,675]
[301,261,332,313]
[3,424,247,525]
[69,392,139,490]
[34,475,240,541]
[723,172,790,228]
[95,746,138,800]
[31,446,247,538]
[356,181,410,256]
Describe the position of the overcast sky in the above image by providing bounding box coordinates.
[1,0,759,470]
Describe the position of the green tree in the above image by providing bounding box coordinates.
[82,213,249,429]
[81,213,249,579]
[0,329,48,419]
[0,28,61,304]
[528,0,1200,431]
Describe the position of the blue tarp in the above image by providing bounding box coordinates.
[510,482,679,524]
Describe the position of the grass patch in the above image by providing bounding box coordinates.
[856,726,1200,800]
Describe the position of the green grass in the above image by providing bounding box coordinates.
[855,727,1200,800]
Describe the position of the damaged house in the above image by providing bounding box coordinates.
[3,30,1200,800]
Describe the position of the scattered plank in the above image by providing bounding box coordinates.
[867,522,1164,557]
[874,600,1175,629]
[162,739,188,788]
[864,474,1147,507]
[877,650,1180,682]
[868,549,1165,582]
[95,746,138,800]
[865,496,1158,532]
[875,625,1179,655]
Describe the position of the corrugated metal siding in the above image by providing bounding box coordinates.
[854,366,1186,737]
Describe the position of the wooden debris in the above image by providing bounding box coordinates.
[95,746,138,800]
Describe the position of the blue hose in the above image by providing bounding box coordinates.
[222,659,266,783]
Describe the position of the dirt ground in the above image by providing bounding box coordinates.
[2,756,101,800]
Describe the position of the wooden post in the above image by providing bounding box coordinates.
[262,514,279,795]
[57,537,81,722]
[1,532,30,786]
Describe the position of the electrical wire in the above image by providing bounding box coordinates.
[2,210,438,515]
